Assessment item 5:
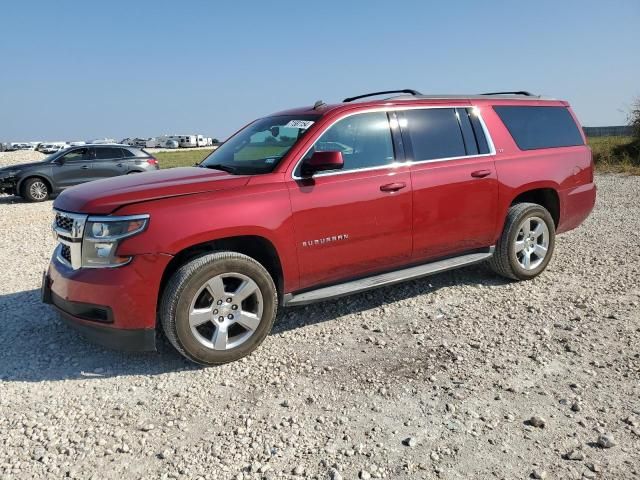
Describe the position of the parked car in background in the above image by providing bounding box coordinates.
[0,144,159,201]
[42,90,595,365]
[163,139,179,149]
[14,143,33,150]
[178,135,197,148]
[39,143,67,154]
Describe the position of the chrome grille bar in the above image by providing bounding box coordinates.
[52,210,88,270]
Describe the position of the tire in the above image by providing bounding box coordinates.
[489,202,556,281]
[160,252,278,365]
[21,177,50,202]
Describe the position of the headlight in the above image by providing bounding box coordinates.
[81,214,149,268]
[0,169,19,179]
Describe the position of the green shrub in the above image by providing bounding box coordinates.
[588,136,640,174]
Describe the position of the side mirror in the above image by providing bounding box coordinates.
[301,151,344,177]
[53,158,64,165]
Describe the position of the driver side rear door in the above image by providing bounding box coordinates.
[91,147,129,178]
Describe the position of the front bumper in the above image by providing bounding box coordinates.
[43,252,173,352]
[0,177,17,195]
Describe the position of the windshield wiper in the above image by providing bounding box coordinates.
[201,163,239,174]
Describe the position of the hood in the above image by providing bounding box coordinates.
[54,167,250,214]
[0,160,49,173]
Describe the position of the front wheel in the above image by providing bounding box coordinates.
[21,177,50,202]
[160,252,277,365]
[489,202,556,280]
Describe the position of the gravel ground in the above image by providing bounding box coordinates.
[0,150,47,167]
[0,174,638,480]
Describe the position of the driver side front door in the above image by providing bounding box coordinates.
[287,111,413,290]
[52,147,93,189]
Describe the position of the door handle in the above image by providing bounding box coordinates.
[81,165,89,170]
[116,163,123,167]
[470,169,491,178]
[380,182,407,192]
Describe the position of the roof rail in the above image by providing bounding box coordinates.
[343,89,422,103]
[480,91,535,96]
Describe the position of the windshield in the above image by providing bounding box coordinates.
[200,114,319,174]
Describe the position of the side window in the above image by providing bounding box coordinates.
[60,148,89,162]
[303,111,394,173]
[493,106,584,150]
[467,108,491,154]
[401,108,466,161]
[94,147,123,160]
[455,108,479,156]
[120,148,135,158]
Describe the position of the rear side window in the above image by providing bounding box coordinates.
[120,148,135,158]
[401,108,466,161]
[467,109,491,154]
[455,108,478,156]
[494,106,584,150]
[94,147,123,160]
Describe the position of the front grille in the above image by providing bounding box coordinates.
[55,213,74,232]
[60,244,71,263]
[52,210,87,270]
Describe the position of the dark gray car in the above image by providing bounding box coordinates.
[0,144,159,202]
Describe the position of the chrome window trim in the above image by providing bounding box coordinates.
[291,105,496,180]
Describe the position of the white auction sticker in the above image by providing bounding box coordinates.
[285,120,315,129]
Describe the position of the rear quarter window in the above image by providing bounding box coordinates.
[494,106,584,150]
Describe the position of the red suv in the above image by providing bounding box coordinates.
[43,90,596,365]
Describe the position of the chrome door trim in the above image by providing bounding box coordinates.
[290,105,497,181]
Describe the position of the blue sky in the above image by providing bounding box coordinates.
[0,0,638,141]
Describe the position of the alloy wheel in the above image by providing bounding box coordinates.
[514,216,549,270]
[188,272,263,350]
[30,181,48,200]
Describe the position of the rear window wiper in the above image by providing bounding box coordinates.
[201,163,239,174]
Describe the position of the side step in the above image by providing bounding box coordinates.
[284,248,494,307]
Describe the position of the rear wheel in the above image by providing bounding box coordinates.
[21,177,50,202]
[160,252,277,365]
[489,202,556,280]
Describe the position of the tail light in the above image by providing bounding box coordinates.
[147,158,158,167]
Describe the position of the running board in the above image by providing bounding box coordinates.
[284,248,494,307]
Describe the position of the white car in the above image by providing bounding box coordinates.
[41,144,64,154]
[164,139,179,149]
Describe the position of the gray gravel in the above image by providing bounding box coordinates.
[0,174,639,479]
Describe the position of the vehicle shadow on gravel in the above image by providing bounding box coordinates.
[0,265,509,383]
[0,195,27,204]
[0,192,61,204]
[0,289,195,383]
[274,264,511,334]
[0,195,56,205]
